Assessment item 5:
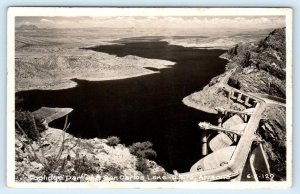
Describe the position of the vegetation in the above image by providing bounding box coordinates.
[15,112,161,182]
[106,136,120,147]
[135,158,150,175]
[129,141,157,159]
[15,114,105,181]
[15,111,70,180]
[15,110,46,141]
[73,155,98,176]
[129,141,158,177]
[15,109,169,182]
[101,165,124,180]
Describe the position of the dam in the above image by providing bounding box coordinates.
[176,68,281,181]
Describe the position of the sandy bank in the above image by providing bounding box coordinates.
[15,45,175,92]
[162,35,263,50]
[182,78,246,114]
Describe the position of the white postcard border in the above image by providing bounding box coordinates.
[7,7,293,189]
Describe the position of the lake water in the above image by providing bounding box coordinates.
[16,37,228,173]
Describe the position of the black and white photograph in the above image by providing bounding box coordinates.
[7,7,292,188]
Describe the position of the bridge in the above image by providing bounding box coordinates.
[174,66,280,181]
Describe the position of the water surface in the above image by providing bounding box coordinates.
[16,37,227,172]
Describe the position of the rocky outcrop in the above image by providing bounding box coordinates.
[183,28,287,181]
[223,28,287,180]
[259,105,286,181]
[15,127,171,182]
[183,73,246,114]
[222,28,286,98]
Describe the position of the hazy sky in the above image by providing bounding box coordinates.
[16,16,285,29]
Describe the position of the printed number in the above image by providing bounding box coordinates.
[260,173,275,179]
[264,173,275,179]
[246,173,274,179]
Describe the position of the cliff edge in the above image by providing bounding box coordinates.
[183,27,287,180]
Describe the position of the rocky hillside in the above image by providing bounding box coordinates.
[222,27,286,98]
[15,111,171,182]
[15,127,171,182]
[183,28,287,181]
[222,28,287,180]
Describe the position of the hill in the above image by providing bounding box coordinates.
[17,24,39,30]
[183,28,287,180]
[222,27,286,98]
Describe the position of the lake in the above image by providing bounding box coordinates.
[16,37,228,173]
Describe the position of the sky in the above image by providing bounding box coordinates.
[15,16,286,29]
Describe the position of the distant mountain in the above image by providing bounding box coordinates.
[17,24,39,30]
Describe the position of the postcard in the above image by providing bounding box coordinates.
[7,7,292,188]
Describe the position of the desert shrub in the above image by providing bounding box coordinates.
[106,136,120,147]
[101,165,124,180]
[43,155,68,177]
[15,112,72,182]
[79,141,95,150]
[136,158,150,175]
[74,156,97,176]
[129,141,157,159]
[135,158,173,181]
[15,110,46,141]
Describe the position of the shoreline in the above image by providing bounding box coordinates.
[15,35,232,93]
[16,71,161,92]
[182,53,231,114]
[15,47,225,93]
[77,71,159,82]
